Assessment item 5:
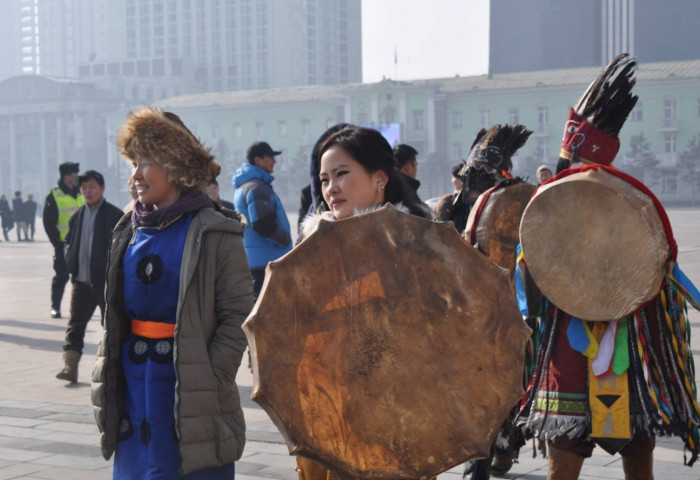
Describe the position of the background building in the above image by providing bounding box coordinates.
[0,0,40,80]
[95,58,700,210]
[28,0,362,95]
[490,0,700,74]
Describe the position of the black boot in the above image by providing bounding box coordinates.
[470,458,491,480]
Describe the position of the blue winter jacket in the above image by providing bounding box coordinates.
[233,163,292,268]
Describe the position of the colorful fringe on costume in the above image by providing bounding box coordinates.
[516,258,700,465]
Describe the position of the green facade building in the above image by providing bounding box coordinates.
[101,58,700,208]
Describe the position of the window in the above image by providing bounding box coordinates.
[357,112,368,125]
[537,106,548,132]
[413,110,424,131]
[233,150,243,166]
[537,137,549,160]
[664,133,676,154]
[301,118,311,142]
[255,121,264,140]
[664,98,676,120]
[452,142,463,161]
[508,108,519,125]
[451,111,462,130]
[479,108,490,128]
[233,122,241,138]
[662,175,678,194]
[630,101,643,121]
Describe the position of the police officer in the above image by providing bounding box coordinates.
[43,162,84,318]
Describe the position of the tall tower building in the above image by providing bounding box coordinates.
[0,0,40,80]
[490,0,700,74]
[32,0,361,93]
[36,0,118,78]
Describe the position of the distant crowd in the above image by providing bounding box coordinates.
[0,191,37,242]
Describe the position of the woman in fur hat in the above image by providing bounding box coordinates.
[91,107,254,479]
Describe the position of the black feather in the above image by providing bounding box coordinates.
[573,53,639,138]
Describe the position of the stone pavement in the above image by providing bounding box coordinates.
[1,209,699,479]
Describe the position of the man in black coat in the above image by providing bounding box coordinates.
[393,144,433,219]
[56,170,123,383]
[23,194,38,241]
[12,191,27,241]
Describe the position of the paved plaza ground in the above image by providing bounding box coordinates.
[0,208,699,479]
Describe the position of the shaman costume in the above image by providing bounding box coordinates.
[453,125,531,237]
[516,54,700,478]
[458,124,533,480]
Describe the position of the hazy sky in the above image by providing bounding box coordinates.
[361,0,490,83]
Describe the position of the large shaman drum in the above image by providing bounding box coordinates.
[465,180,536,273]
[243,205,531,480]
[519,166,671,321]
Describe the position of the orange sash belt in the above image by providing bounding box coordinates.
[131,319,175,339]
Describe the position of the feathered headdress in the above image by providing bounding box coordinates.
[559,54,638,168]
[459,124,533,179]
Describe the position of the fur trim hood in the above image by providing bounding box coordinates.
[298,203,410,243]
[117,107,219,191]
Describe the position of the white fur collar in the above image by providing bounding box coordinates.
[299,203,409,242]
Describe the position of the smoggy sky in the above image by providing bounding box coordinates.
[361,0,489,83]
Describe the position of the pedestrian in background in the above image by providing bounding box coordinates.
[43,162,84,318]
[536,164,553,185]
[233,140,292,297]
[208,178,235,210]
[56,170,122,384]
[24,194,38,241]
[12,191,27,241]
[393,143,433,219]
[0,194,12,241]
[92,107,253,478]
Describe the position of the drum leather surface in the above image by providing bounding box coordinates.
[243,205,531,479]
[519,168,669,321]
[466,182,536,273]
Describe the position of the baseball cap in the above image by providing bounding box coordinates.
[78,170,105,186]
[247,141,282,163]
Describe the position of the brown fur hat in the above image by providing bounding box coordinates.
[117,107,220,192]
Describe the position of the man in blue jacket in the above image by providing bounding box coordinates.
[233,141,292,297]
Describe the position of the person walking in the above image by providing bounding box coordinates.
[233,141,292,297]
[12,191,27,241]
[24,194,38,241]
[43,162,84,318]
[91,107,254,479]
[56,171,123,384]
[0,194,12,241]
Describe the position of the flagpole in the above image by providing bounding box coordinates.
[394,45,397,80]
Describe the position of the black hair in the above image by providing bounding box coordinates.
[451,162,466,179]
[316,125,431,219]
[393,143,418,169]
[309,123,351,212]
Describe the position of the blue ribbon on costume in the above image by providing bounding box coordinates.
[514,244,529,317]
[667,262,700,311]
[567,316,599,358]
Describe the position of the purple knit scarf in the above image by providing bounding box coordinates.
[131,190,215,228]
